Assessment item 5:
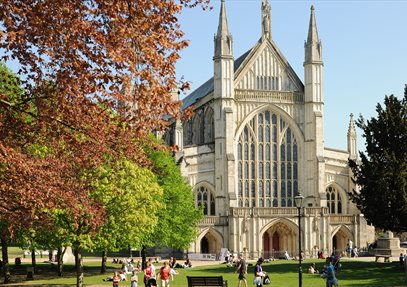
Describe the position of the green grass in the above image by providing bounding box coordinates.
[0,258,406,286]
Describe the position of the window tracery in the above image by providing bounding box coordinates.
[237,110,299,208]
[196,185,216,216]
[326,186,342,214]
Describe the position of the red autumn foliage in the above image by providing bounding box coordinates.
[0,0,210,233]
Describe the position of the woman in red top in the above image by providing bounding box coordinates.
[112,271,120,287]
[158,261,171,287]
[144,262,155,287]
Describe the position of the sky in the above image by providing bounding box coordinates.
[175,0,407,152]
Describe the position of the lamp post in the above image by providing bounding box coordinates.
[294,193,305,287]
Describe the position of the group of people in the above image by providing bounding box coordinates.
[234,255,269,287]
[108,257,186,287]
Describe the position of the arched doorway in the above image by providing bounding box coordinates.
[262,221,297,259]
[198,229,223,255]
[332,226,352,256]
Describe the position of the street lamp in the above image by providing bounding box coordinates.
[294,193,305,287]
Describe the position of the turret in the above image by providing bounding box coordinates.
[347,113,357,160]
[303,5,325,202]
[214,0,233,60]
[304,5,322,64]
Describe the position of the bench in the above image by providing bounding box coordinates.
[375,255,390,262]
[187,276,228,287]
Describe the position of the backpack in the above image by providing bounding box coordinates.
[263,274,271,285]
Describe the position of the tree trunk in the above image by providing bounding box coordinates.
[100,249,107,274]
[57,247,66,277]
[1,236,11,284]
[141,245,146,271]
[74,248,84,287]
[30,247,36,272]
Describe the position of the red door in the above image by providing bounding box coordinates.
[263,233,270,259]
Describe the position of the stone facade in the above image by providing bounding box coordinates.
[164,0,375,259]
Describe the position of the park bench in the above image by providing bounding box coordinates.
[187,276,228,287]
[375,255,390,262]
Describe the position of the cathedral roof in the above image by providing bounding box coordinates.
[181,47,253,110]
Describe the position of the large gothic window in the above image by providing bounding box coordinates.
[237,111,299,208]
[326,186,342,214]
[196,186,216,216]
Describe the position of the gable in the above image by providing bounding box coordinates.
[234,40,304,93]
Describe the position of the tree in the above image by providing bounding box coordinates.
[349,86,407,233]
[1,1,211,285]
[90,159,163,273]
[145,141,203,258]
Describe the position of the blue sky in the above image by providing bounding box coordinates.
[175,0,407,152]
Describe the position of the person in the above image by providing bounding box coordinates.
[353,246,358,258]
[144,262,155,287]
[169,257,174,268]
[318,250,325,259]
[136,261,142,272]
[283,250,291,260]
[119,270,127,281]
[253,257,266,287]
[184,258,192,268]
[308,263,318,274]
[157,261,171,287]
[130,270,138,287]
[148,258,156,274]
[112,271,121,287]
[400,253,405,267]
[348,239,353,257]
[225,250,231,263]
[324,257,338,287]
[235,254,247,287]
[308,263,315,274]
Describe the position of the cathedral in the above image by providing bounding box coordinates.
[165,0,374,259]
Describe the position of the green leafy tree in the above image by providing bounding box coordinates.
[90,159,163,273]
[349,86,407,233]
[145,143,203,262]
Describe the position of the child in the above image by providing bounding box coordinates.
[130,270,138,287]
[112,271,120,287]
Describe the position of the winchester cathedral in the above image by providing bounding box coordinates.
[164,0,375,259]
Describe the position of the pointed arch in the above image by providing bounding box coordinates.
[325,182,347,214]
[331,225,354,255]
[192,114,200,145]
[197,227,224,254]
[236,105,303,208]
[204,107,214,143]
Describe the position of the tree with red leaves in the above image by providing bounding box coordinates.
[0,1,210,286]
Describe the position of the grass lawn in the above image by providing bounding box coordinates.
[0,257,406,287]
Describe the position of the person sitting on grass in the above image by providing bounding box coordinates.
[308,263,318,274]
[119,270,127,281]
[130,270,138,287]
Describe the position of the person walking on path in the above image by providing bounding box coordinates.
[235,254,247,287]
[253,257,266,287]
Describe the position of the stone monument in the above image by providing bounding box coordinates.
[374,231,405,257]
